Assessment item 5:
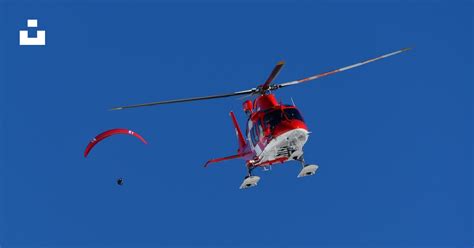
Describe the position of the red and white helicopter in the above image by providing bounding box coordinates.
[112,48,411,189]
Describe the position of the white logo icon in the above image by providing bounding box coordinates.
[19,19,46,46]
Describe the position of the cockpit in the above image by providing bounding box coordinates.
[263,107,304,131]
[247,107,305,147]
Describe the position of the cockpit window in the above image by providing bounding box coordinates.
[284,108,304,122]
[263,108,304,130]
[264,110,283,130]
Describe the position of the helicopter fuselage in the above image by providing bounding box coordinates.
[244,94,309,167]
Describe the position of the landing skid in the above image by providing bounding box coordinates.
[239,158,318,189]
[297,164,319,178]
[295,155,319,178]
[239,176,260,189]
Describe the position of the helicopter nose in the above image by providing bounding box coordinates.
[273,119,308,137]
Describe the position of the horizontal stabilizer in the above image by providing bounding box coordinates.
[204,154,242,167]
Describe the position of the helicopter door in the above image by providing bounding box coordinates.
[248,119,263,155]
[251,124,258,146]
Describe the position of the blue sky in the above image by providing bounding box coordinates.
[1,1,472,247]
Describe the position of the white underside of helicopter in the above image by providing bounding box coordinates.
[240,129,317,189]
[256,128,309,164]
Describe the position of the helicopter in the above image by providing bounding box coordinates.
[111,47,411,189]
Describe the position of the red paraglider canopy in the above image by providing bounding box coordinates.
[84,128,148,157]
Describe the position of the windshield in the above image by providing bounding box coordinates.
[263,108,304,130]
[284,108,304,122]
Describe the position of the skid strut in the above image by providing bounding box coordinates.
[296,156,319,178]
[240,164,260,189]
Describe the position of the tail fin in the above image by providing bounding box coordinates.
[230,111,246,151]
[203,112,248,167]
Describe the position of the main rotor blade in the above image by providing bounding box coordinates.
[275,47,411,89]
[110,89,256,110]
[261,61,285,90]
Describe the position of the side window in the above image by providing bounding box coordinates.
[249,118,263,146]
[250,126,257,146]
[247,121,252,143]
[257,119,263,139]
[254,123,259,141]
